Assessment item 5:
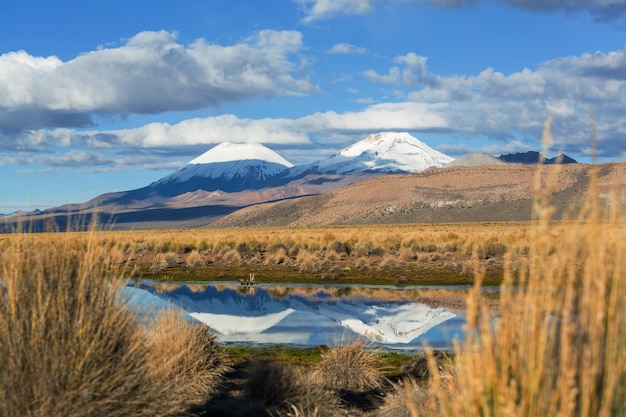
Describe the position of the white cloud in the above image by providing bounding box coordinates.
[359,46,626,156]
[364,53,431,87]
[294,0,374,23]
[5,46,626,166]
[0,154,32,166]
[0,30,314,130]
[329,43,369,54]
[300,101,449,131]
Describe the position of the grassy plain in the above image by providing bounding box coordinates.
[0,221,541,286]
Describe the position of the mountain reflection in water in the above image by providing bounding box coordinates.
[126,281,467,350]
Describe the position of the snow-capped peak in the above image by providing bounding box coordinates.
[150,142,295,193]
[188,142,293,167]
[316,132,454,174]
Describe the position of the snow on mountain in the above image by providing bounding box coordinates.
[141,142,295,195]
[314,132,454,174]
[130,282,458,347]
[188,142,293,167]
[74,134,455,209]
[156,142,293,185]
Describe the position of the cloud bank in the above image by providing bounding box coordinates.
[0,30,314,130]
[1,31,624,170]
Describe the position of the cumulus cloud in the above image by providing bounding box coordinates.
[300,101,449,132]
[4,45,625,166]
[0,30,314,130]
[329,43,369,54]
[364,53,432,87]
[393,46,626,156]
[293,0,374,23]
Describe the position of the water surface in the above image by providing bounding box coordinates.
[126,281,468,351]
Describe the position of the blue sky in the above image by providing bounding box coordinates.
[0,0,625,213]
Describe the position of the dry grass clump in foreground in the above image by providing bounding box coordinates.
[310,338,387,391]
[144,309,227,403]
[0,231,224,417]
[421,122,626,417]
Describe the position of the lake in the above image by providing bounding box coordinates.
[125,280,473,351]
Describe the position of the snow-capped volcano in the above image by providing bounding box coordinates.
[315,132,454,174]
[150,142,294,194]
[53,134,454,221]
[188,142,293,167]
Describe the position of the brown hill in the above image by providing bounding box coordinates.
[212,163,626,227]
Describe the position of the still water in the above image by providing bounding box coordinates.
[126,281,469,351]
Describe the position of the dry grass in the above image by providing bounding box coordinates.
[0,221,535,283]
[310,338,387,391]
[0,231,224,416]
[144,309,227,402]
[423,118,626,417]
[377,379,436,417]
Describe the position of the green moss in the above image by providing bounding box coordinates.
[140,263,504,286]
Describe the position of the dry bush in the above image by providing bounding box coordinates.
[354,256,370,270]
[0,232,222,416]
[185,249,205,267]
[265,246,289,265]
[379,253,402,270]
[351,240,385,257]
[162,251,178,267]
[144,310,226,402]
[245,360,346,417]
[377,379,437,417]
[296,250,322,273]
[310,338,386,391]
[220,248,242,264]
[426,118,626,417]
[151,257,169,274]
[324,249,340,262]
[399,248,417,262]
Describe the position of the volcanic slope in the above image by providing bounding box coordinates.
[212,163,626,226]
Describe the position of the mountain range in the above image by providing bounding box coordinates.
[2,131,600,230]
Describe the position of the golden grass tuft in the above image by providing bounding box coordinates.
[0,231,224,416]
[144,309,227,402]
[424,117,626,417]
[310,337,387,391]
[378,379,438,417]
